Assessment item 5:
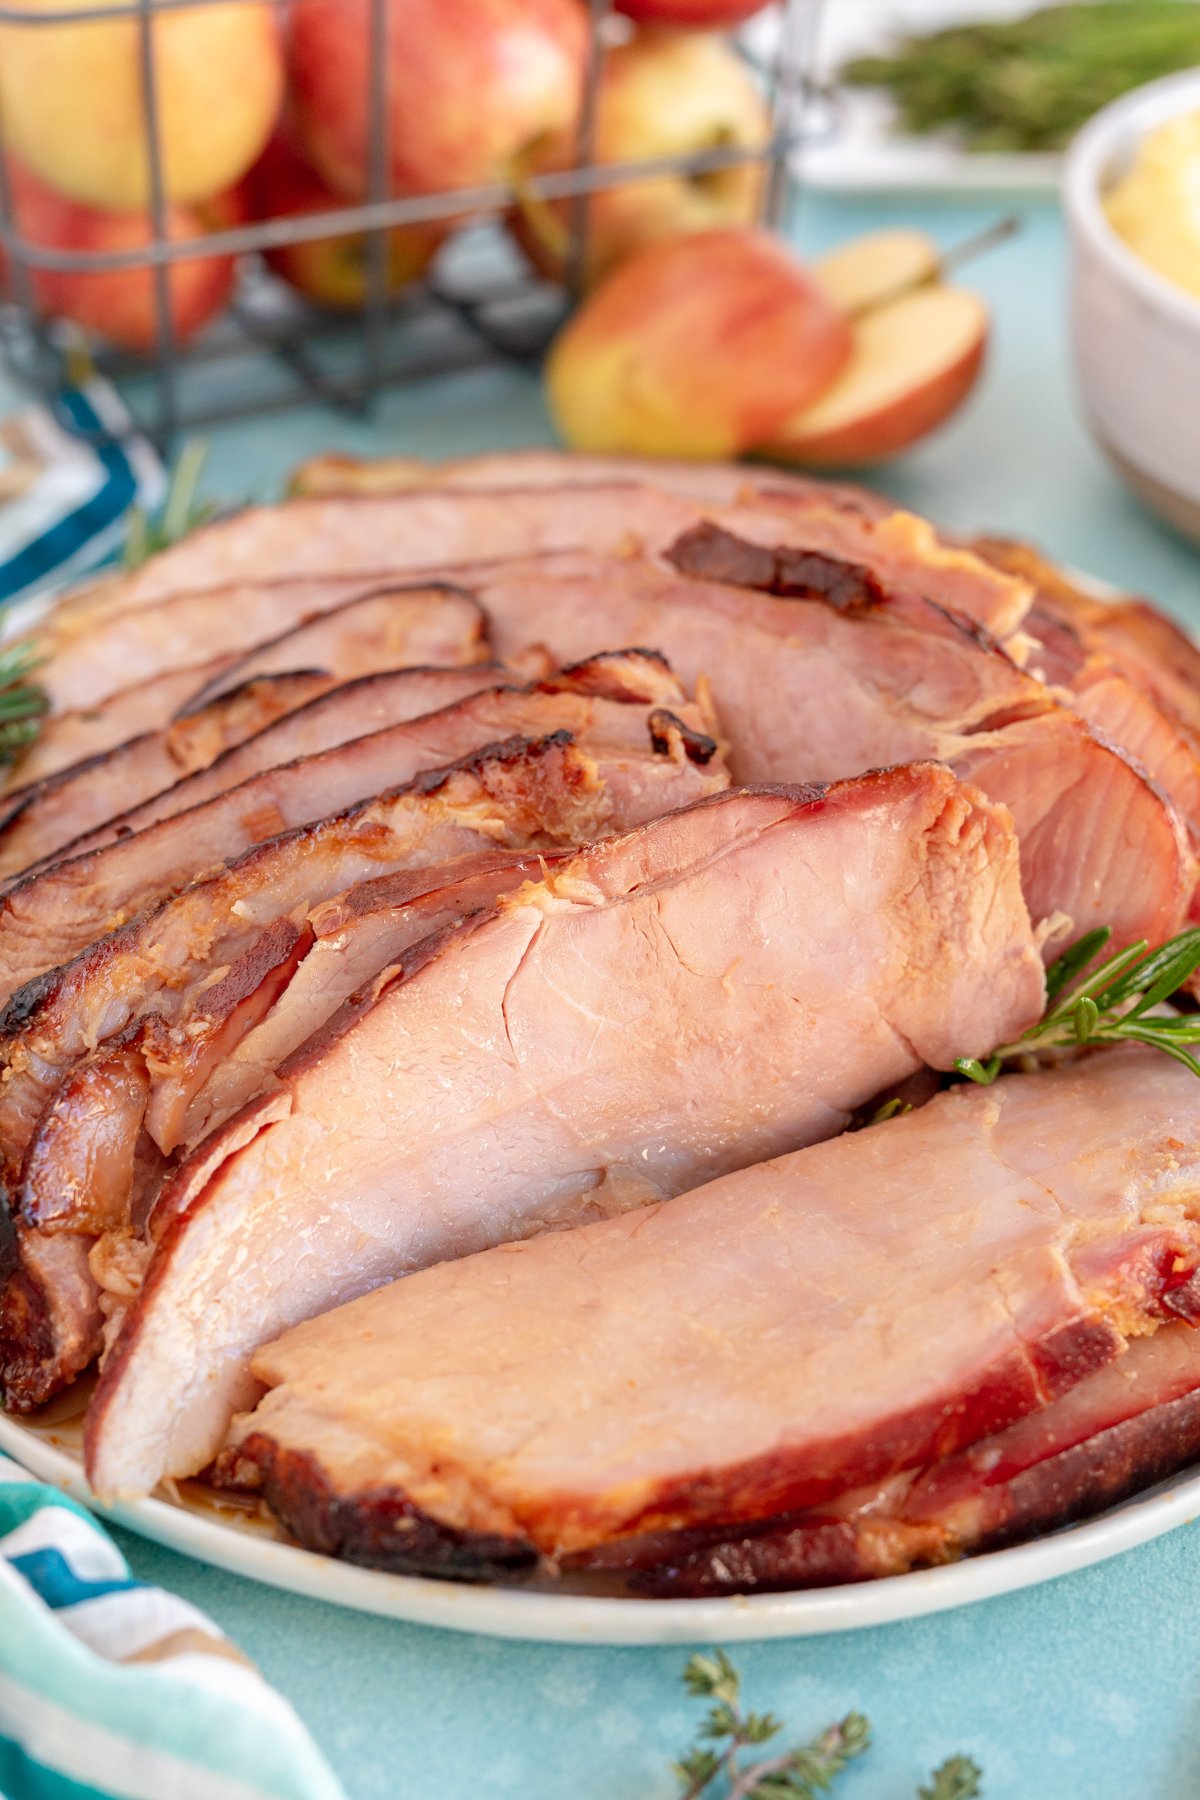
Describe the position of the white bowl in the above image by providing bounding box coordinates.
[1064,67,1200,543]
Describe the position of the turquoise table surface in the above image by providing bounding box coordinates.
[14,190,1200,1800]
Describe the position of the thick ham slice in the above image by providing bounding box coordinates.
[212,1046,1200,1577]
[82,765,1044,1496]
[617,1322,1200,1595]
[0,734,615,1411]
[0,673,333,883]
[470,534,1193,958]
[0,652,719,999]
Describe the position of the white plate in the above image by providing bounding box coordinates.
[3,555,1190,1645]
[4,1400,1200,1645]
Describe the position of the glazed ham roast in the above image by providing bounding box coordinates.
[213,1047,1200,1583]
[83,765,1044,1496]
[0,450,1198,1594]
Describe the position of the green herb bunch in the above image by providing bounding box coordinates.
[0,641,48,769]
[844,3,1200,154]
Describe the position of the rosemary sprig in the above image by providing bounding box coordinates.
[954,926,1200,1087]
[123,439,216,570]
[0,640,48,769]
[674,1652,978,1799]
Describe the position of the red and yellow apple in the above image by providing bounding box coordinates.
[289,0,588,199]
[514,28,770,288]
[246,133,442,309]
[615,0,771,22]
[0,159,238,352]
[761,286,989,467]
[0,0,283,211]
[546,227,853,458]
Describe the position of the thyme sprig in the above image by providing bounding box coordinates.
[0,640,48,768]
[674,1652,978,1799]
[955,926,1200,1087]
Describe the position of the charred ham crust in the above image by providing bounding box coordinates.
[666,522,889,611]
[218,1436,538,1581]
[647,709,718,766]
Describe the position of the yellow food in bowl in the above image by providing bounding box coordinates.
[1104,111,1200,299]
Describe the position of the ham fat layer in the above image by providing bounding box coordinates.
[84,764,1042,1497]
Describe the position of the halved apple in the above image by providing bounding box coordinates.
[815,227,941,316]
[762,286,988,468]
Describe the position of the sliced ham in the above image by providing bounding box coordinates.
[82,765,1044,1496]
[470,535,1193,956]
[29,483,1029,666]
[4,659,239,789]
[0,651,720,999]
[34,579,489,716]
[0,673,333,883]
[618,1322,1200,1595]
[212,1046,1200,1575]
[0,733,614,1411]
[16,665,511,879]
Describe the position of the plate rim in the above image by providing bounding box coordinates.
[4,1412,1199,1645]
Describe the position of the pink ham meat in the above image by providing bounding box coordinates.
[0,673,334,884]
[0,734,614,1411]
[0,651,719,999]
[33,579,489,716]
[82,764,1044,1497]
[470,533,1193,958]
[12,665,510,881]
[210,1046,1200,1578]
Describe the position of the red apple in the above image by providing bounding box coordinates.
[546,227,853,458]
[762,287,989,467]
[615,0,771,23]
[246,132,441,309]
[514,28,770,288]
[0,158,237,352]
[288,0,588,199]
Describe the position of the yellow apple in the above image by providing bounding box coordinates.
[0,0,284,211]
[546,227,854,459]
[516,28,770,287]
[762,287,989,468]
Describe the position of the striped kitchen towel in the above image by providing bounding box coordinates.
[0,1454,346,1800]
[0,382,163,609]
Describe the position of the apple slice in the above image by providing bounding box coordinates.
[762,287,988,469]
[815,227,941,316]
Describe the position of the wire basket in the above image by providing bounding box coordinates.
[0,0,824,451]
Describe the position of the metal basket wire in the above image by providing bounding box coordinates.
[0,0,823,451]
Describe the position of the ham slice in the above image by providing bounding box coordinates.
[617,1322,1200,1595]
[29,482,1029,664]
[14,665,511,879]
[0,673,333,883]
[34,579,489,716]
[470,535,1193,957]
[0,734,615,1411]
[82,764,1044,1496]
[0,651,719,999]
[212,1046,1200,1577]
